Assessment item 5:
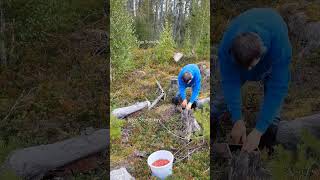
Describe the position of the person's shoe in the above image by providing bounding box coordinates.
[259,119,279,155]
[191,101,198,109]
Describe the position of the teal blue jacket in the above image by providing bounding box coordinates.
[218,8,292,133]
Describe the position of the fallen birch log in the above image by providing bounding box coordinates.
[276,113,320,150]
[197,97,210,109]
[112,101,151,119]
[1,129,109,179]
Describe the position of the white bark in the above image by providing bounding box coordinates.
[112,101,151,119]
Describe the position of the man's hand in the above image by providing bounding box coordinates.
[231,120,246,144]
[242,128,262,152]
[186,102,192,110]
[181,99,187,108]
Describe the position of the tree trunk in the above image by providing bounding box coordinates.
[0,0,7,66]
[159,0,164,29]
[154,1,159,38]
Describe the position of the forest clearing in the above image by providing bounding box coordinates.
[110,0,210,179]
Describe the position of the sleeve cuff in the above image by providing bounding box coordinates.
[255,120,269,134]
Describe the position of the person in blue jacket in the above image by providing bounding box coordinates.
[172,64,202,110]
[214,8,292,152]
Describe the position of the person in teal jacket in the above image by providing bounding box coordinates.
[214,8,292,152]
[172,64,202,110]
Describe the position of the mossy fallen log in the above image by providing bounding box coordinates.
[1,129,108,179]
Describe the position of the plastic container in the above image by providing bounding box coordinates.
[147,150,174,179]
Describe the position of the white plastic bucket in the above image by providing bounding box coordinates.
[147,150,174,179]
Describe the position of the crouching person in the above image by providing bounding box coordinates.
[172,64,202,110]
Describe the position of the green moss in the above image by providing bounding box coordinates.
[269,130,320,179]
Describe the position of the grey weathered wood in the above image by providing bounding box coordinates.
[197,97,210,109]
[230,151,271,180]
[149,80,166,110]
[112,101,150,119]
[110,167,135,180]
[1,129,109,179]
[276,113,320,150]
[181,109,201,141]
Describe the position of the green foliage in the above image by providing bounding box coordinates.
[194,104,210,141]
[6,0,102,43]
[154,21,176,63]
[110,115,124,141]
[111,0,138,78]
[168,150,210,179]
[0,169,20,180]
[0,139,22,180]
[269,130,320,179]
[0,139,20,164]
[134,0,155,42]
[184,0,210,59]
[182,28,193,56]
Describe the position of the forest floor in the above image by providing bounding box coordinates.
[110,49,210,179]
[0,17,108,179]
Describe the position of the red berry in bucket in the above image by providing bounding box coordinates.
[152,159,170,167]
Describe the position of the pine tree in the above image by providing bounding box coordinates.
[154,21,176,63]
[111,0,138,79]
[110,115,124,141]
[187,0,210,59]
[134,0,155,42]
[182,27,193,56]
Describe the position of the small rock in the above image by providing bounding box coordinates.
[134,150,147,158]
[174,52,184,62]
[110,167,135,180]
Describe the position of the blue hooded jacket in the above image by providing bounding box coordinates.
[218,8,292,133]
[178,64,202,104]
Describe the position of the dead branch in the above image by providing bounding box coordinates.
[2,88,36,122]
[148,79,166,110]
[158,119,188,140]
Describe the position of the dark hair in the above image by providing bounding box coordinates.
[182,72,192,83]
[230,32,264,68]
